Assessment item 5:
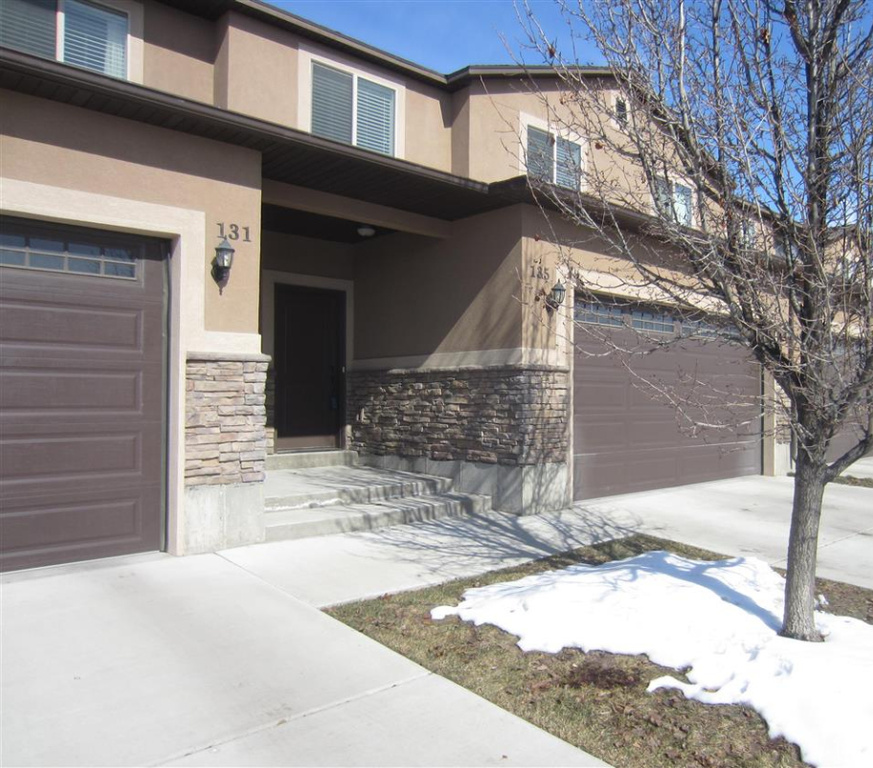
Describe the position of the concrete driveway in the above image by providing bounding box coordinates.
[2,471,870,767]
[578,474,873,589]
[0,552,605,768]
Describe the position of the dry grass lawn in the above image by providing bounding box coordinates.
[328,534,873,768]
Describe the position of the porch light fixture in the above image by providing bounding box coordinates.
[356,224,376,238]
[212,237,235,285]
[545,280,566,311]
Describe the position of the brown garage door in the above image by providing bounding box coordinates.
[0,217,167,571]
[573,298,761,501]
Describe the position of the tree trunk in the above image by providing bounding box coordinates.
[781,451,826,641]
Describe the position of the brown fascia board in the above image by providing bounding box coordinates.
[0,48,490,198]
[158,0,612,90]
[489,176,657,232]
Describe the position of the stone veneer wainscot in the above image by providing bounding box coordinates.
[349,366,569,465]
[348,365,570,516]
[185,355,269,484]
[182,353,269,554]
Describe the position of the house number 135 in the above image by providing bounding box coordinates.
[217,222,252,242]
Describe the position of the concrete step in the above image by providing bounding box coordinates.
[264,491,491,541]
[264,466,453,510]
[265,450,359,471]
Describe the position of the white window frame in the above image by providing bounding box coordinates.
[518,112,585,191]
[653,176,695,227]
[50,0,142,82]
[298,44,406,159]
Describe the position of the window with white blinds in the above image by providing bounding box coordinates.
[356,78,394,155]
[555,137,581,189]
[63,0,127,79]
[311,61,396,157]
[0,0,128,79]
[311,62,354,145]
[0,0,57,59]
[654,179,694,226]
[526,124,581,190]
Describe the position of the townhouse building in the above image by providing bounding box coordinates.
[0,0,782,570]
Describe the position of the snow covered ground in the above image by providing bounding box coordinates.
[432,552,872,767]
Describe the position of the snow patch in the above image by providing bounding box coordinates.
[431,551,872,767]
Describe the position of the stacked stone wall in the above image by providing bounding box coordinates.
[348,366,569,466]
[185,355,269,485]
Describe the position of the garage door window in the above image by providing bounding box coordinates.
[574,301,626,327]
[0,229,136,279]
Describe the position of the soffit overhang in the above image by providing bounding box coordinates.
[0,49,524,221]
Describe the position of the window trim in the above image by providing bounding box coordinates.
[653,176,695,227]
[519,112,585,191]
[298,44,406,159]
[1,0,143,82]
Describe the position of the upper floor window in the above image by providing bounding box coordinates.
[0,0,128,79]
[654,179,693,226]
[311,61,396,156]
[526,125,582,190]
[614,96,629,127]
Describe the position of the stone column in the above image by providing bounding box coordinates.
[184,352,270,552]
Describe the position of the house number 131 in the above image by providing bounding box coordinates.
[217,222,252,242]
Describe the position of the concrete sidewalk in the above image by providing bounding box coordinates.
[1,550,605,767]
[3,472,870,766]
[221,474,873,608]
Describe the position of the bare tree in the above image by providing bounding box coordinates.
[519,0,873,640]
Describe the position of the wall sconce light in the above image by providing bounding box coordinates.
[212,237,235,286]
[356,224,376,238]
[545,281,566,312]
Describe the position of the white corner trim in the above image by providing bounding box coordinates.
[296,41,407,160]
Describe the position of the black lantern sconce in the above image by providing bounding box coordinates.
[545,280,566,312]
[212,237,235,288]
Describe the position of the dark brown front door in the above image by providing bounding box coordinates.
[274,284,345,450]
[0,218,167,571]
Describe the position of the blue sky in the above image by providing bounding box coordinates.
[267,1,594,74]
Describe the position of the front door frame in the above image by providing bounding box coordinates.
[260,270,354,450]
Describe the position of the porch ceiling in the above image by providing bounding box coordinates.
[261,205,395,243]
[0,49,520,222]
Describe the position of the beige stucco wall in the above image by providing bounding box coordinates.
[215,11,299,127]
[0,90,262,335]
[260,230,355,280]
[142,0,215,104]
[405,81,452,171]
[353,206,526,363]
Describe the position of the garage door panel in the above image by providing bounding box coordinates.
[0,218,166,571]
[2,432,143,480]
[573,381,628,409]
[678,442,759,484]
[574,451,680,498]
[1,368,142,411]
[573,298,761,501]
[0,299,143,351]
[575,419,631,451]
[0,490,161,572]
